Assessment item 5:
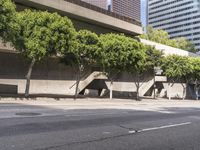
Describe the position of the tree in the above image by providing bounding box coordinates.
[0,0,16,42]
[12,10,75,97]
[126,45,163,100]
[174,37,196,53]
[189,57,200,100]
[140,26,196,52]
[99,33,146,100]
[140,26,171,46]
[61,30,100,100]
[161,55,192,100]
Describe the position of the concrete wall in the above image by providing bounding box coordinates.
[140,39,200,57]
[0,50,193,99]
[0,50,153,97]
[14,0,142,36]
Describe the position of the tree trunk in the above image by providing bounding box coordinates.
[194,84,199,100]
[109,79,113,100]
[181,83,186,100]
[168,82,171,100]
[25,58,36,98]
[136,83,140,101]
[74,67,81,100]
[135,74,140,101]
[153,73,156,99]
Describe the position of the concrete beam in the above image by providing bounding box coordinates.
[140,38,200,57]
[14,0,143,36]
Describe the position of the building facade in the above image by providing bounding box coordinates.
[112,0,140,21]
[147,0,200,52]
[81,0,108,9]
[81,0,141,21]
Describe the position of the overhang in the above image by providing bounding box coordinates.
[14,0,143,36]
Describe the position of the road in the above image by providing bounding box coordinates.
[0,100,200,150]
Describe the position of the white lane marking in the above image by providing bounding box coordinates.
[128,130,137,134]
[129,122,191,134]
[103,132,111,134]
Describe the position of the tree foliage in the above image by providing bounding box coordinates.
[0,0,16,41]
[99,34,146,76]
[12,9,75,96]
[61,30,100,99]
[63,30,100,67]
[99,33,147,99]
[140,26,196,52]
[161,55,192,80]
[14,9,75,61]
[161,55,193,100]
[190,57,200,82]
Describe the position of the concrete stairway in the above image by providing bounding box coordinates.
[139,76,167,96]
[70,71,107,94]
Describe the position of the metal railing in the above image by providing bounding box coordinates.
[64,0,141,26]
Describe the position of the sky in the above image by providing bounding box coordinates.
[141,0,147,27]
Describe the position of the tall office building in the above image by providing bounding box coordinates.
[81,0,141,21]
[148,0,200,52]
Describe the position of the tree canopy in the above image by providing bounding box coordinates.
[0,0,16,41]
[62,30,100,67]
[12,9,75,97]
[99,33,146,77]
[99,33,147,99]
[13,9,75,61]
[61,30,100,99]
[140,26,196,52]
[189,57,200,82]
[161,55,192,81]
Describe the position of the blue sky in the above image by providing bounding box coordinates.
[141,0,147,27]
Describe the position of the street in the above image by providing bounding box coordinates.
[0,99,200,150]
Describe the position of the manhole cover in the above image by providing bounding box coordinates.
[15,112,41,116]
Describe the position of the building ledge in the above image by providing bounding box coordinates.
[14,0,143,36]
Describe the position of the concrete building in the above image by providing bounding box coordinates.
[15,0,142,36]
[112,0,141,21]
[0,0,198,99]
[81,0,141,21]
[0,0,144,97]
[147,0,200,52]
[81,0,108,10]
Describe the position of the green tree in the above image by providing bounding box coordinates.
[174,37,196,53]
[13,10,75,97]
[0,0,16,42]
[161,55,192,100]
[140,26,196,52]
[126,45,163,100]
[61,30,100,100]
[140,26,171,46]
[99,33,146,100]
[189,57,200,100]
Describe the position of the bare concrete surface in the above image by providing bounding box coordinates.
[0,98,200,150]
[0,97,199,119]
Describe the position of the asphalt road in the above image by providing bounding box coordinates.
[1,103,200,150]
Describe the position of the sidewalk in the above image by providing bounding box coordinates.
[0,97,200,119]
[0,97,199,110]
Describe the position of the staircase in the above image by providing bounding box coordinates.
[70,71,107,94]
[139,76,167,96]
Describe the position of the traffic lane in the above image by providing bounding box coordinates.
[1,108,200,137]
[52,120,200,150]
[0,111,200,150]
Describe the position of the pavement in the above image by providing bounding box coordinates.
[0,97,200,118]
[0,97,200,150]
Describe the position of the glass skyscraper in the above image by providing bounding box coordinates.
[148,0,200,52]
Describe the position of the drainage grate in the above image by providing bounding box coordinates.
[15,112,41,116]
